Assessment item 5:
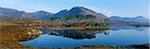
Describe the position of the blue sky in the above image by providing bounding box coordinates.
[0,0,148,18]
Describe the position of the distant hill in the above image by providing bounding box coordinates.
[51,6,108,23]
[30,11,53,19]
[0,7,25,17]
[0,7,53,19]
[109,16,149,27]
[110,16,149,23]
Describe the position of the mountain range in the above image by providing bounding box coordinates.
[0,7,54,19]
[0,6,149,25]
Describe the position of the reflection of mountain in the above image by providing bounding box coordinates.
[109,16,149,27]
[41,28,108,39]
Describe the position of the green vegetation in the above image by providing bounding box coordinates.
[50,14,96,21]
[48,14,109,30]
[49,14,98,24]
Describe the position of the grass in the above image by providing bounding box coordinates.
[0,25,45,49]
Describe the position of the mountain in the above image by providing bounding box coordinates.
[0,6,108,23]
[0,7,25,17]
[54,9,68,17]
[0,6,108,22]
[109,16,149,27]
[110,16,149,23]
[52,6,108,23]
[0,7,53,19]
[30,11,53,19]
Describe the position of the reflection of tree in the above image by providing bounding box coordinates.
[104,31,110,35]
[44,29,108,39]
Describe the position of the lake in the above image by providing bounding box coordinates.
[20,26,150,48]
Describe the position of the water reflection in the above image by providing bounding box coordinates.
[41,28,109,39]
[40,26,148,40]
[104,31,110,35]
[110,26,148,31]
[20,26,149,48]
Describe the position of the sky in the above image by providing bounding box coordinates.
[0,0,149,18]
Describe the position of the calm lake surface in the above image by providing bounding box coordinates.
[20,26,150,48]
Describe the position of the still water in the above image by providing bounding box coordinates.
[20,27,150,48]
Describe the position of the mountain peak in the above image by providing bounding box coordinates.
[72,6,86,9]
[66,6,97,15]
